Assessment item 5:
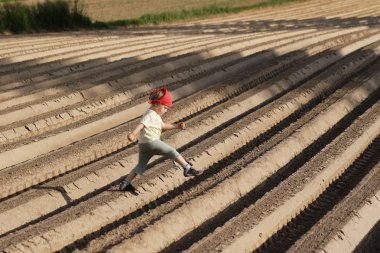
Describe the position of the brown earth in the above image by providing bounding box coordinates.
[21,0,266,21]
[81,0,267,21]
[0,0,380,252]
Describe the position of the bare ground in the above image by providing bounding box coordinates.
[0,0,380,252]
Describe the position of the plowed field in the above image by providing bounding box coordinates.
[1,0,380,252]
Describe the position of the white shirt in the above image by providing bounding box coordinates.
[139,109,163,143]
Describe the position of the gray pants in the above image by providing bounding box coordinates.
[133,140,180,175]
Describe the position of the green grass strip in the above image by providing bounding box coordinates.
[0,0,304,33]
[107,0,303,27]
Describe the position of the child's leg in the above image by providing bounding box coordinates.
[174,154,188,167]
[125,171,138,182]
[120,171,139,191]
[149,140,203,177]
[175,154,203,176]
[120,145,153,191]
[174,154,194,172]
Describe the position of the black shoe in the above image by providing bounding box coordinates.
[184,167,203,177]
[119,180,136,192]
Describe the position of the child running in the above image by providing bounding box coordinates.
[119,87,203,192]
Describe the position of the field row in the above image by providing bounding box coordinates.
[0,0,379,252]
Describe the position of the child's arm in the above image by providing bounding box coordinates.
[162,122,185,131]
[128,123,145,142]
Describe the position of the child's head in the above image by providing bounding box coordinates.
[149,88,165,102]
[148,87,172,115]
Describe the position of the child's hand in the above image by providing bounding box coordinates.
[178,122,186,130]
[128,133,137,142]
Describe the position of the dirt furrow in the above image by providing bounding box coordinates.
[0,33,214,91]
[283,161,380,253]
[0,30,289,103]
[0,28,372,133]
[0,29,305,110]
[0,1,379,251]
[280,1,377,19]
[0,36,378,239]
[0,36,128,59]
[161,83,379,253]
[0,28,364,146]
[1,30,376,200]
[0,34,219,85]
[220,108,380,253]
[0,35,115,53]
[354,220,380,253]
[270,0,378,19]
[60,57,378,253]
[0,34,223,88]
[0,34,172,85]
[0,30,312,106]
[255,142,380,253]
[212,106,380,253]
[0,29,328,168]
[1,44,378,253]
[0,35,196,72]
[358,8,380,17]
[0,35,226,108]
[0,35,81,49]
[0,48,289,198]
[2,43,342,235]
[107,72,380,253]
[335,3,380,18]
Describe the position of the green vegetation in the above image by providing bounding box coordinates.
[108,0,301,27]
[0,0,301,33]
[0,0,91,33]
